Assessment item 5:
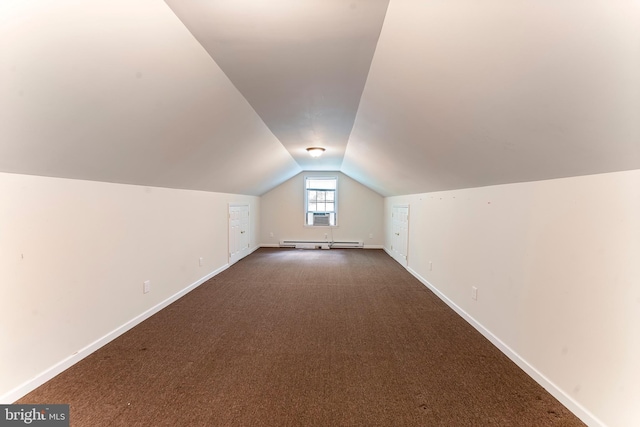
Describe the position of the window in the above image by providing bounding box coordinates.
[305,176,337,226]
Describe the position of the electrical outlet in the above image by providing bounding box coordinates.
[471,286,478,301]
[429,261,433,271]
[199,257,204,267]
[269,232,274,238]
[369,233,373,239]
[143,280,151,294]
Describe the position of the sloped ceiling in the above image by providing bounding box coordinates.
[343,0,640,196]
[1,1,639,197]
[165,0,389,172]
[0,0,300,196]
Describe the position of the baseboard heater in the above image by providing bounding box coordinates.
[279,240,364,249]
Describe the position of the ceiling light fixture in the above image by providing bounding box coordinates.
[306,147,326,158]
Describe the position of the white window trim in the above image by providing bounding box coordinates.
[304,175,338,227]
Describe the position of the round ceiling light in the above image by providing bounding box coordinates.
[306,147,326,158]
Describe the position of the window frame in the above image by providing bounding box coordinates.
[304,175,338,227]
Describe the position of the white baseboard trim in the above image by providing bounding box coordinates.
[403,264,604,427]
[1,263,230,404]
[261,244,383,249]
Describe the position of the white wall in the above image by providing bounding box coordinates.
[0,172,260,402]
[385,169,640,427]
[260,171,383,247]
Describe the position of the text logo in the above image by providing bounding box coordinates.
[0,405,69,427]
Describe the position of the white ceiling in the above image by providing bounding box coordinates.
[165,0,389,172]
[1,0,639,196]
[343,0,640,195]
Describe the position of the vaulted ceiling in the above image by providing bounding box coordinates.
[2,1,639,196]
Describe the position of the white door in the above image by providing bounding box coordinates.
[391,205,409,267]
[229,204,250,265]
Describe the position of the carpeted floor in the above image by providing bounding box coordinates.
[18,249,585,426]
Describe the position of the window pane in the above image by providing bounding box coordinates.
[307,179,336,190]
[305,177,337,226]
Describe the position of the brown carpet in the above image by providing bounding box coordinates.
[18,249,585,426]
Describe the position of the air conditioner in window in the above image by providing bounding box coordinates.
[312,213,330,226]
